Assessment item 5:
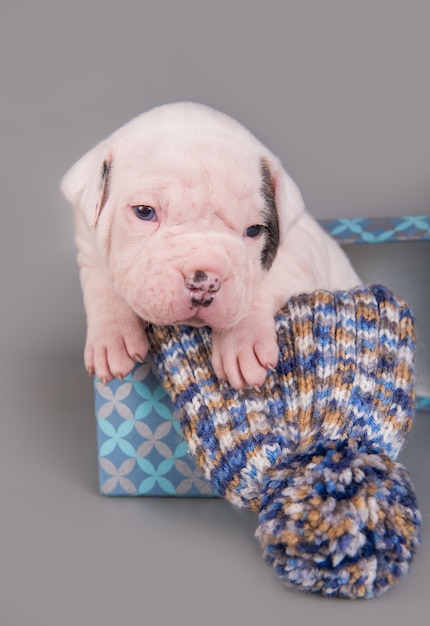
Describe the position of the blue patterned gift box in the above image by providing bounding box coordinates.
[94,215,430,496]
[95,356,214,496]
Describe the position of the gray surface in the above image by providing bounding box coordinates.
[1,1,429,624]
[0,351,429,625]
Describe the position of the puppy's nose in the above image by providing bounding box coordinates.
[185,270,221,308]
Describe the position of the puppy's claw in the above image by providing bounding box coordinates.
[133,354,146,363]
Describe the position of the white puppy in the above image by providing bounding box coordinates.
[61,103,360,389]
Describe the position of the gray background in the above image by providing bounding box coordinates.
[0,1,429,624]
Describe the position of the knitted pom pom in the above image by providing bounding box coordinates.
[256,439,421,599]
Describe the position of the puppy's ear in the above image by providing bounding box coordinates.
[61,143,113,227]
[262,156,305,243]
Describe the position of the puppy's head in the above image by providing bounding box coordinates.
[61,103,305,330]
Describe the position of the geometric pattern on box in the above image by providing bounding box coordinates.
[95,356,214,497]
[320,215,430,244]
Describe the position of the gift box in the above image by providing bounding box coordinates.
[95,356,215,496]
[94,214,430,496]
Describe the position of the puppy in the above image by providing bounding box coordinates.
[61,103,360,389]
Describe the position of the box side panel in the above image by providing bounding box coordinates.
[94,358,215,497]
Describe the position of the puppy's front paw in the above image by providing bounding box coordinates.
[212,319,279,390]
[85,315,149,384]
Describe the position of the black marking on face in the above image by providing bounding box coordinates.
[100,160,111,201]
[186,272,220,308]
[94,159,111,222]
[260,158,280,270]
[191,296,214,308]
[193,270,208,283]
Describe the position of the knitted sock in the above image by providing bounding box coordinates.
[147,285,421,599]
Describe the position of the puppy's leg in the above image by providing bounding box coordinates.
[82,275,149,383]
[75,214,149,383]
[211,306,279,390]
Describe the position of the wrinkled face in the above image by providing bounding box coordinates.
[96,138,280,330]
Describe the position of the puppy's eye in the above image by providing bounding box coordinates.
[245,224,264,238]
[133,205,157,221]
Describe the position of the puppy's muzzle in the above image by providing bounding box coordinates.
[185,270,221,308]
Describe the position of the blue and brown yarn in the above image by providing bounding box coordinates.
[147,285,421,599]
